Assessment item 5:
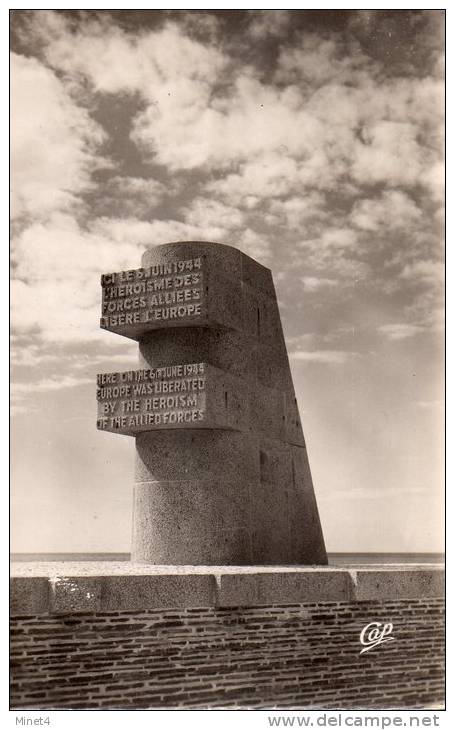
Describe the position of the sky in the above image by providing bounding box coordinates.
[10,9,444,554]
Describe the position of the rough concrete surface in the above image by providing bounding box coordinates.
[10,562,444,614]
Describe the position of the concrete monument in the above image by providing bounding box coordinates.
[97,241,327,565]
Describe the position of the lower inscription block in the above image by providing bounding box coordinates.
[96,362,249,435]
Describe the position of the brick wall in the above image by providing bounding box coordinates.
[10,598,444,710]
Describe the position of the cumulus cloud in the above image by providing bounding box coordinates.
[399,259,444,286]
[12,213,139,283]
[394,259,444,332]
[285,333,316,348]
[289,350,358,364]
[14,11,443,203]
[178,11,222,41]
[352,121,426,188]
[93,216,233,248]
[378,323,423,340]
[41,16,226,98]
[404,289,444,331]
[11,374,93,417]
[276,33,374,87]
[134,74,332,173]
[10,10,443,355]
[247,10,291,40]
[93,176,167,218]
[237,228,271,261]
[10,52,107,222]
[267,193,327,230]
[301,276,338,292]
[10,212,242,343]
[12,375,93,395]
[11,344,66,367]
[350,191,422,232]
[11,212,145,342]
[297,227,367,280]
[207,155,303,205]
[303,227,359,251]
[183,198,245,230]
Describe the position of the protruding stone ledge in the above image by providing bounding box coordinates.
[10,577,49,615]
[353,568,445,601]
[10,563,444,615]
[217,570,353,606]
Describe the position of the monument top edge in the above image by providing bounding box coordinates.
[145,240,239,251]
[140,240,271,272]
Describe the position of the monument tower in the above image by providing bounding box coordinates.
[97,241,327,565]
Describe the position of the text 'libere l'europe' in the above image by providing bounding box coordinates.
[100,257,204,328]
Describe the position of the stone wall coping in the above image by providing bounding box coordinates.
[10,562,444,615]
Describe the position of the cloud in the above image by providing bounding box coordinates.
[132,74,326,173]
[11,344,63,367]
[12,375,93,396]
[301,276,338,292]
[420,160,444,202]
[302,227,359,251]
[17,11,443,205]
[183,198,245,230]
[37,14,227,98]
[11,374,93,417]
[377,323,423,340]
[276,33,374,87]
[10,52,107,222]
[285,333,316,348]
[11,339,138,370]
[413,400,443,410]
[93,216,232,248]
[266,193,327,230]
[207,155,303,205]
[10,11,443,355]
[237,229,271,261]
[352,121,427,188]
[11,277,100,343]
[328,485,427,500]
[11,403,36,417]
[247,10,291,40]
[12,213,142,282]
[86,350,138,368]
[178,11,222,42]
[11,192,273,346]
[297,227,368,280]
[404,289,444,331]
[181,200,272,260]
[289,350,358,364]
[93,176,167,218]
[399,259,444,286]
[350,190,422,232]
[11,212,143,342]
[396,260,444,331]
[12,213,229,283]
[95,215,272,261]
[10,212,237,343]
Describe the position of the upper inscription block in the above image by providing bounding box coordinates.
[100,244,277,341]
[100,256,205,339]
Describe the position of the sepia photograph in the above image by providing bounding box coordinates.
[10,7,445,717]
